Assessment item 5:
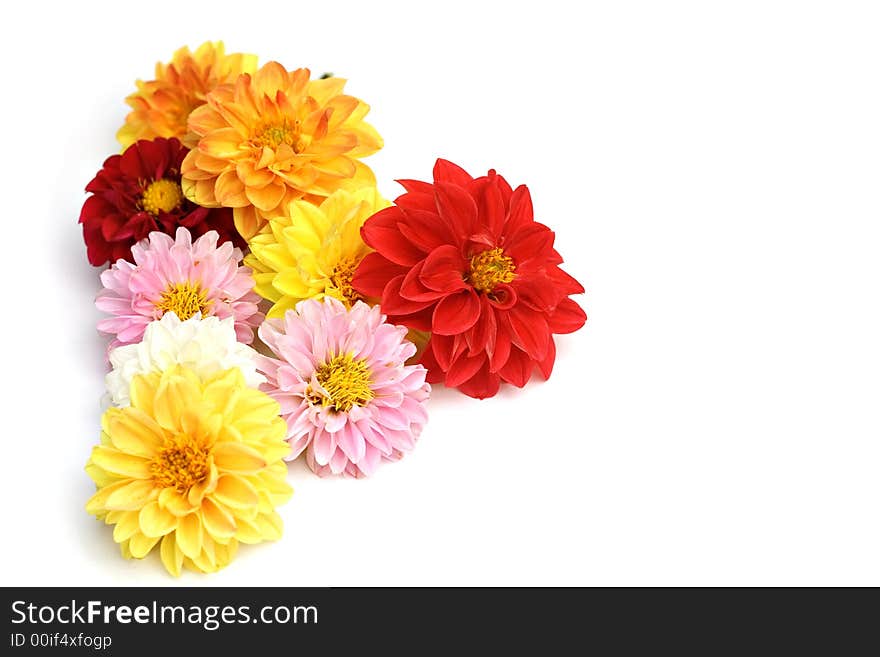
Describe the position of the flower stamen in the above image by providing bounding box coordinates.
[141,179,183,216]
[310,353,373,412]
[155,282,211,320]
[151,435,210,492]
[329,257,364,306]
[467,247,516,293]
[252,119,300,151]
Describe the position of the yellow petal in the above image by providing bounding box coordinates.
[104,479,156,511]
[175,513,203,559]
[90,446,152,479]
[256,511,284,541]
[213,442,267,473]
[138,501,177,537]
[107,410,163,457]
[214,539,239,569]
[112,511,141,543]
[232,516,264,544]
[129,375,159,417]
[86,479,130,515]
[153,370,201,432]
[160,534,184,577]
[201,498,236,539]
[192,535,218,572]
[129,533,160,559]
[158,487,197,517]
[212,475,259,509]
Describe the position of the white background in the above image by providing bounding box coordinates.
[1,0,878,586]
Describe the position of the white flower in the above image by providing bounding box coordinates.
[106,312,265,406]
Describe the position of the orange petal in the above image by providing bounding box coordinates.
[236,161,275,188]
[199,128,244,158]
[187,104,226,137]
[245,182,285,212]
[214,170,249,207]
[253,61,290,97]
[233,206,264,240]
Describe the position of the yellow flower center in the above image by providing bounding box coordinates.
[152,435,210,492]
[155,282,211,320]
[141,179,183,216]
[467,247,516,293]
[329,257,364,306]
[253,119,300,150]
[312,353,374,413]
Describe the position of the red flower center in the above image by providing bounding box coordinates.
[467,248,516,293]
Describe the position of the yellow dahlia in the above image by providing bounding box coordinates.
[180,62,383,240]
[245,187,389,317]
[117,41,258,149]
[85,366,292,576]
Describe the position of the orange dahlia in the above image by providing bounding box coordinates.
[117,42,258,149]
[180,62,383,239]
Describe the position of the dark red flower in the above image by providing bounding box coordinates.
[352,158,587,399]
[79,137,245,266]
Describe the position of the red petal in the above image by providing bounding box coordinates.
[353,252,405,298]
[515,275,562,312]
[445,352,487,388]
[548,297,587,334]
[429,333,466,371]
[548,266,586,295]
[380,275,434,316]
[432,289,480,335]
[390,307,434,332]
[396,178,434,195]
[493,170,514,204]
[505,184,534,234]
[470,175,506,240]
[498,347,533,388]
[456,364,501,399]
[506,223,555,264]
[360,207,425,265]
[395,191,437,214]
[420,245,467,292]
[398,209,457,252]
[507,304,550,360]
[434,182,477,236]
[467,296,497,357]
[433,159,473,186]
[489,328,512,373]
[538,338,556,380]
[419,342,445,383]
[487,283,518,311]
[400,262,448,302]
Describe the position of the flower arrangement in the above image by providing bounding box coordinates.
[79,42,587,575]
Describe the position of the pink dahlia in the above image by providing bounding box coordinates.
[257,298,430,478]
[96,227,263,348]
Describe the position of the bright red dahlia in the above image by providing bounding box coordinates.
[79,137,245,266]
[352,159,587,399]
